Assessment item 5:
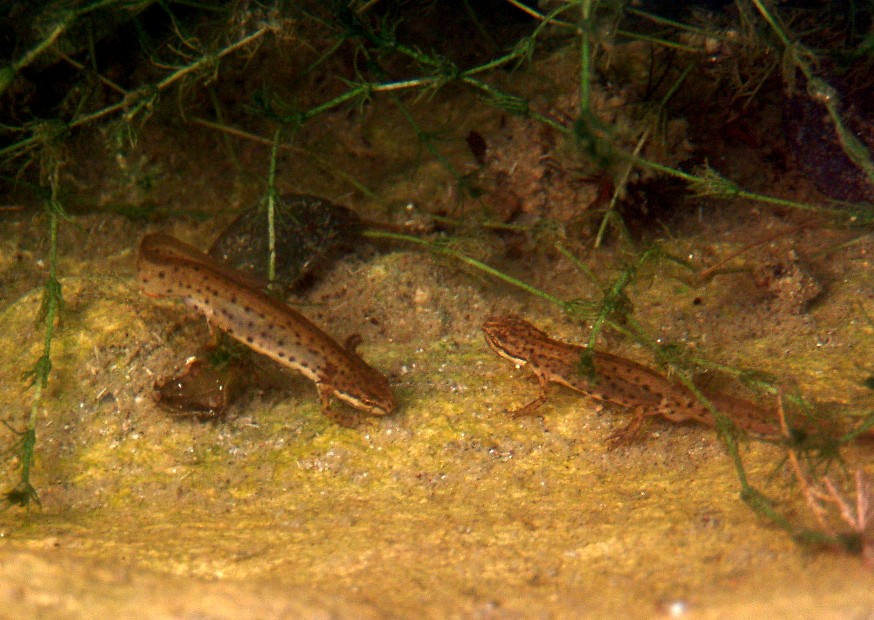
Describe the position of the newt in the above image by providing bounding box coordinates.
[482,315,779,444]
[137,233,395,422]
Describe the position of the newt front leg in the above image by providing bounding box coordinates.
[605,408,649,449]
[506,369,551,418]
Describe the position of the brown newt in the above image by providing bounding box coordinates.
[482,315,779,444]
[137,233,395,422]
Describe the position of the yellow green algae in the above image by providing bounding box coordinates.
[1,231,873,618]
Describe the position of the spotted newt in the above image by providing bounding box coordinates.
[482,315,779,444]
[137,233,395,421]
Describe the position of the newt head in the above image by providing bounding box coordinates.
[332,371,395,416]
[482,315,551,365]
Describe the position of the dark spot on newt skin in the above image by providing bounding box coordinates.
[246,336,254,343]
[158,271,166,278]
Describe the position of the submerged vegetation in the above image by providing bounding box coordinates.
[1,0,873,569]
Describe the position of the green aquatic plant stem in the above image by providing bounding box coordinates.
[392,95,466,188]
[82,26,268,129]
[318,8,572,132]
[273,61,568,135]
[578,0,595,116]
[625,6,724,39]
[582,248,649,349]
[629,155,871,219]
[659,64,693,109]
[809,79,874,189]
[362,231,565,307]
[749,0,792,48]
[460,78,568,133]
[0,0,130,97]
[749,0,874,189]
[594,130,648,248]
[6,170,65,508]
[187,117,377,198]
[266,127,282,284]
[554,242,601,287]
[615,29,704,53]
[0,17,72,97]
[350,43,469,196]
[208,89,241,173]
[841,413,874,443]
[0,25,270,161]
[503,0,576,29]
